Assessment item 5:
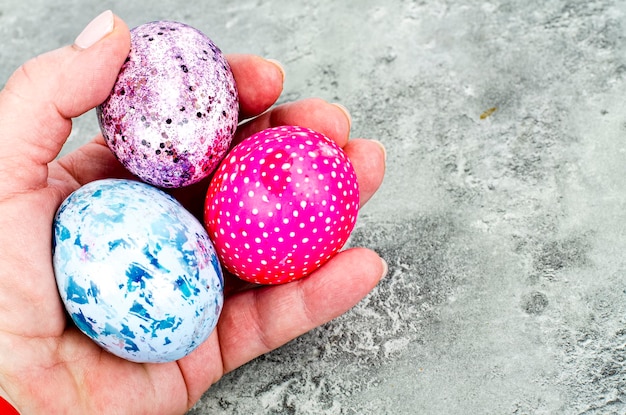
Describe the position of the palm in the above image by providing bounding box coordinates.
[0,16,385,415]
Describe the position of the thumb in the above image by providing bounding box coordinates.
[0,10,130,196]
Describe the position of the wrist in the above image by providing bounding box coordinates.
[0,386,20,415]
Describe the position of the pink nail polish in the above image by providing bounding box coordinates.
[74,10,114,50]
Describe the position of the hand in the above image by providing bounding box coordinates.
[0,11,386,415]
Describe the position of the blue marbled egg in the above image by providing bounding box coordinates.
[52,179,223,363]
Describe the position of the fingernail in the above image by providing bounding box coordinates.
[74,10,115,50]
[380,258,389,279]
[265,58,285,82]
[332,103,352,130]
[371,139,387,162]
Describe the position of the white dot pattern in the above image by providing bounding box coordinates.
[204,126,360,284]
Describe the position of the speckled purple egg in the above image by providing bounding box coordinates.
[97,21,239,188]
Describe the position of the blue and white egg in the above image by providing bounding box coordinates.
[52,179,223,363]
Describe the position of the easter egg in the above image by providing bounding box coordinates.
[204,126,360,284]
[97,21,239,188]
[52,179,224,363]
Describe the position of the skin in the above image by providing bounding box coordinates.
[0,14,386,415]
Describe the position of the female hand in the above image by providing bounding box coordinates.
[0,11,386,414]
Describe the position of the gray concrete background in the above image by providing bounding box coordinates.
[3,0,626,413]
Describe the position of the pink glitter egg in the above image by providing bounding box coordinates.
[204,126,360,285]
[97,21,239,188]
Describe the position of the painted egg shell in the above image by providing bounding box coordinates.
[52,179,224,363]
[204,126,360,285]
[97,21,239,188]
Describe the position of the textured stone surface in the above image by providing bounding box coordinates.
[4,0,626,413]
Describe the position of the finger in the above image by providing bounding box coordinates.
[234,98,352,148]
[178,249,387,405]
[216,247,388,373]
[343,138,387,206]
[0,11,130,196]
[235,102,385,207]
[226,54,284,120]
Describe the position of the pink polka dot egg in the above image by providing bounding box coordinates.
[204,126,360,284]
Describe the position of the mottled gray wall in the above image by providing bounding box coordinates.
[3,1,626,414]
